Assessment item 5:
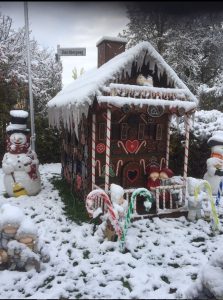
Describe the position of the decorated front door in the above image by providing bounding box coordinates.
[121,161,145,188]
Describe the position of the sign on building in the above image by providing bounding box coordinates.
[56,45,86,61]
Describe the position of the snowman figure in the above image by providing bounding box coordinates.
[2,110,41,197]
[204,131,223,195]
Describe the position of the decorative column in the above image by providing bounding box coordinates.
[105,107,111,192]
[183,113,190,180]
[166,114,171,168]
[91,114,96,189]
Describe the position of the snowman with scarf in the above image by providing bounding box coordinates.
[204,131,223,195]
[2,110,41,197]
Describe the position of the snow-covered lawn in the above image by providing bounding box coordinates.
[0,163,223,299]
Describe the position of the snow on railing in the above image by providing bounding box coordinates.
[154,184,187,214]
[108,83,190,101]
[91,183,187,218]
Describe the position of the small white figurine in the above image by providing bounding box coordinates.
[204,131,223,195]
[110,184,128,224]
[136,74,153,87]
[187,197,202,222]
[201,194,212,222]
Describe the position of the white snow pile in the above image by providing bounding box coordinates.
[0,203,25,229]
[16,218,38,240]
[172,109,223,141]
[186,249,223,299]
[0,163,223,299]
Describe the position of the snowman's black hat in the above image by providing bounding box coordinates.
[6,110,30,135]
[207,131,223,147]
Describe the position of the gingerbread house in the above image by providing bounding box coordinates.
[48,36,198,217]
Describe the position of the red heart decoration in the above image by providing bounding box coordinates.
[125,140,139,153]
[127,169,139,183]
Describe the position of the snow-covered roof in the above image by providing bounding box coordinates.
[48,41,197,135]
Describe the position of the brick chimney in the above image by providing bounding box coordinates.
[96,36,127,68]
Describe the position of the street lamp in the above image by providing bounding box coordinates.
[24,1,35,151]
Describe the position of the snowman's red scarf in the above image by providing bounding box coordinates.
[211,153,223,160]
[6,138,30,154]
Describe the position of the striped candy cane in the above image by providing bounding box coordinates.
[120,188,153,252]
[183,114,190,181]
[105,108,111,192]
[140,159,146,175]
[216,179,223,206]
[116,160,123,176]
[166,114,172,168]
[85,189,122,238]
[92,114,96,189]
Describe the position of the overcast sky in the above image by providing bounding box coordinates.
[0,1,129,87]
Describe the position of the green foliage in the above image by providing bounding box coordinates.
[199,88,223,112]
[72,66,85,80]
[169,130,210,178]
[51,176,90,224]
[35,115,61,164]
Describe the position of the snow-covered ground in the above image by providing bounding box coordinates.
[0,163,223,299]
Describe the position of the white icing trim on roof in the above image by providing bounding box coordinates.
[97,96,197,112]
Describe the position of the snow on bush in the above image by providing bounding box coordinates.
[172,110,223,141]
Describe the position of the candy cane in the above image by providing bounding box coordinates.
[105,108,111,192]
[216,179,223,206]
[85,189,122,238]
[166,114,171,167]
[140,159,146,174]
[92,114,96,189]
[95,160,101,176]
[116,160,123,176]
[135,140,146,154]
[194,180,219,231]
[120,188,153,252]
[183,114,190,181]
[117,141,128,154]
[160,157,166,170]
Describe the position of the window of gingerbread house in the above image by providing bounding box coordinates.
[121,123,128,140]
[156,124,163,140]
[99,123,106,140]
[138,123,145,140]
